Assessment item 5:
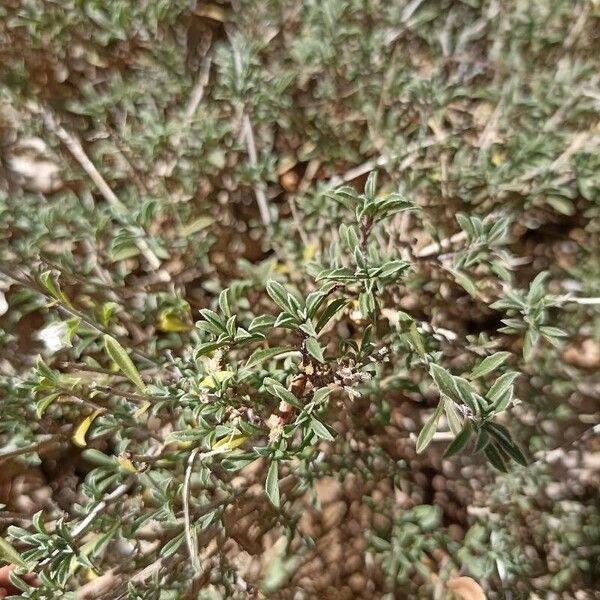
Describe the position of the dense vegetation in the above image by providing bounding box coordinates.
[0,1,599,598]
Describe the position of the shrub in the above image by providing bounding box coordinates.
[0,1,598,598]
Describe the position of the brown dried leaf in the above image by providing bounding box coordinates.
[447,576,486,600]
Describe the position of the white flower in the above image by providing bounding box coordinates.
[37,321,72,354]
[0,291,7,317]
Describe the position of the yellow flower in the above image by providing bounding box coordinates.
[303,241,319,263]
[211,434,248,451]
[158,309,192,333]
[72,409,103,447]
[198,370,234,389]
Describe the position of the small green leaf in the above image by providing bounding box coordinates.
[539,326,568,338]
[444,399,463,435]
[193,340,228,358]
[486,423,527,466]
[315,298,347,332]
[495,436,527,466]
[527,272,549,304]
[248,315,277,332]
[358,290,376,318]
[7,570,29,593]
[0,537,29,569]
[489,386,513,413]
[503,440,527,466]
[245,346,295,368]
[310,417,335,441]
[299,321,318,338]
[408,322,426,358]
[327,185,357,209]
[484,443,508,472]
[234,327,253,342]
[305,283,336,317]
[266,281,294,312]
[316,267,354,282]
[430,364,461,404]
[32,511,46,534]
[306,337,325,363]
[453,377,481,415]
[312,387,332,404]
[198,309,227,335]
[226,315,237,338]
[218,289,231,317]
[546,195,574,216]
[474,429,490,453]
[110,241,140,261]
[444,424,471,457]
[487,372,519,405]
[339,224,360,251]
[179,216,214,237]
[81,449,116,467]
[471,352,511,379]
[523,328,539,360]
[487,422,512,445]
[353,247,367,270]
[264,378,302,408]
[378,260,411,280]
[456,213,474,236]
[364,170,378,198]
[39,270,72,307]
[100,302,119,328]
[159,531,186,558]
[36,392,60,418]
[450,269,477,297]
[103,335,145,392]
[273,312,298,329]
[416,400,444,454]
[265,461,280,508]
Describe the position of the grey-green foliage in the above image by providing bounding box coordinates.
[0,0,598,598]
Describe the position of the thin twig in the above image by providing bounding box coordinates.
[38,479,135,570]
[478,92,505,150]
[558,295,600,306]
[227,31,272,229]
[80,468,300,598]
[0,264,158,367]
[71,480,135,539]
[34,104,169,278]
[105,127,150,195]
[325,127,471,189]
[297,158,321,196]
[183,447,202,572]
[184,53,213,123]
[168,50,214,154]
[48,246,146,343]
[93,385,167,404]
[285,160,320,267]
[414,211,504,258]
[533,424,600,466]
[77,547,178,600]
[518,127,599,184]
[36,106,126,211]
[563,4,590,50]
[287,196,310,247]
[415,229,468,258]
[182,442,242,572]
[0,434,66,463]
[242,114,271,229]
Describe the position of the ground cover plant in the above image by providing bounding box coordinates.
[0,0,599,598]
